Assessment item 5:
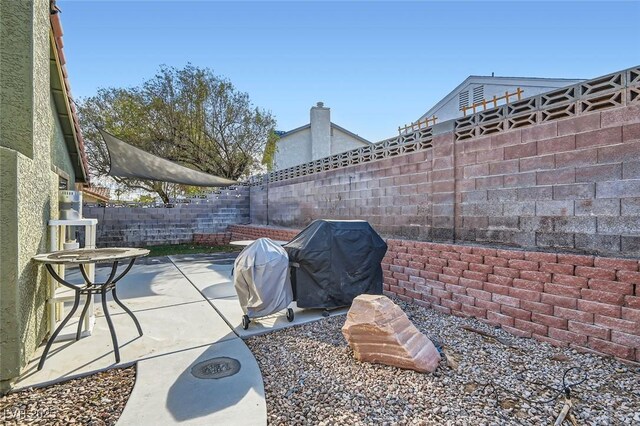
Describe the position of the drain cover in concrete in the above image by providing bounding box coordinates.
[191,357,241,379]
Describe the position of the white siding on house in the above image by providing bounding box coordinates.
[274,127,312,170]
[420,76,584,124]
[331,127,365,155]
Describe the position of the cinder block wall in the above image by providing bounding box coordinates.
[84,187,250,247]
[250,104,640,257]
[455,108,640,254]
[250,147,438,238]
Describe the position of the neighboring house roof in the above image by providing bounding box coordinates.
[83,186,110,202]
[278,122,371,145]
[82,185,111,202]
[419,75,585,121]
[50,2,89,183]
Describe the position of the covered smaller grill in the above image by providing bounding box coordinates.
[233,238,294,329]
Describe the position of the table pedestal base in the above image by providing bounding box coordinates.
[38,259,143,371]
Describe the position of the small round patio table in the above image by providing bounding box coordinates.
[32,247,149,370]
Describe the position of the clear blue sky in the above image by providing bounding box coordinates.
[59,0,639,142]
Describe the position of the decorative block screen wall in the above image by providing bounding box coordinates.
[252,67,639,183]
[249,66,640,257]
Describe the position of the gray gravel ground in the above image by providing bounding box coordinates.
[246,300,640,426]
[0,366,135,425]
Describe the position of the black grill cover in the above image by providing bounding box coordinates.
[284,220,387,308]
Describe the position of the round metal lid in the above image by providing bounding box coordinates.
[190,357,241,379]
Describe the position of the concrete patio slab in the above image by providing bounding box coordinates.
[14,261,235,390]
[117,338,266,426]
[169,254,348,338]
[13,251,346,426]
[86,259,207,306]
[170,255,236,299]
[210,296,348,338]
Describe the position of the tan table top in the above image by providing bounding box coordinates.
[33,247,150,264]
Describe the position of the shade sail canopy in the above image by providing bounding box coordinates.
[100,130,237,187]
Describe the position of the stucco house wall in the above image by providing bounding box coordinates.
[275,127,312,170]
[332,126,365,154]
[0,0,87,392]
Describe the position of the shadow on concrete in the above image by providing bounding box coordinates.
[65,267,163,300]
[163,336,265,423]
[199,281,235,299]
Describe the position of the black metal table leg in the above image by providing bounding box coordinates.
[76,264,96,340]
[112,287,143,336]
[101,261,122,364]
[111,258,136,283]
[38,289,81,371]
[101,284,120,364]
[39,256,144,368]
[110,258,143,337]
[76,294,92,341]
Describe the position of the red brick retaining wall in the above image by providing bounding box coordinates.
[226,225,640,363]
[193,232,232,245]
[194,225,299,245]
[382,239,640,363]
[228,225,300,242]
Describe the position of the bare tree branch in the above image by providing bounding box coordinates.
[77,64,276,199]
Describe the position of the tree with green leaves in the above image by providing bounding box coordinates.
[261,130,280,171]
[78,64,276,203]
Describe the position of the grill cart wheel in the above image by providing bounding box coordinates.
[286,308,294,322]
[242,315,250,330]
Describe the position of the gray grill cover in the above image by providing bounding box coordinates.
[100,129,237,187]
[233,238,293,317]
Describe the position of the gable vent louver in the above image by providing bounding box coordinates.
[473,86,484,104]
[459,91,469,110]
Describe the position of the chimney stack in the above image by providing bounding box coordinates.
[310,102,331,160]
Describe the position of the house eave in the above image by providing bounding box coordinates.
[49,21,89,183]
[278,122,370,145]
[419,75,586,122]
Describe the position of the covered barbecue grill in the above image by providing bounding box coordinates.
[284,220,387,309]
[233,238,294,329]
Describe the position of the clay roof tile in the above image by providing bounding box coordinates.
[50,1,90,184]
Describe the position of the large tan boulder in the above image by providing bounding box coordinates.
[341,294,441,373]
